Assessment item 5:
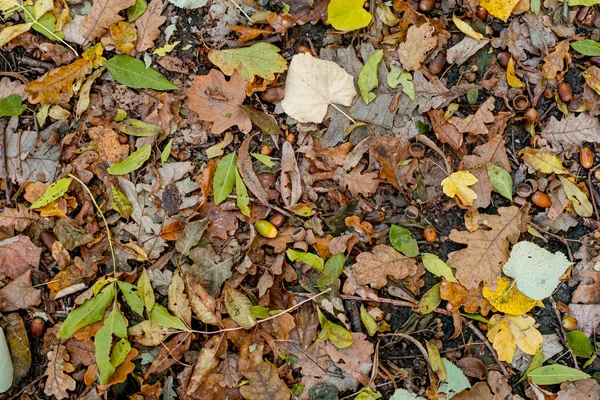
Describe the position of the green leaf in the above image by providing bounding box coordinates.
[111,184,133,219]
[559,0,600,6]
[105,55,177,90]
[149,304,190,332]
[327,0,372,31]
[0,94,26,117]
[114,119,161,137]
[36,104,50,127]
[439,358,470,398]
[421,253,457,282]
[117,281,144,316]
[317,308,354,348]
[356,388,382,400]
[559,176,593,217]
[426,341,446,381]
[251,153,275,168]
[23,6,64,42]
[213,153,238,204]
[29,177,73,209]
[0,328,13,394]
[224,285,257,329]
[250,305,271,319]
[161,139,173,163]
[530,0,540,14]
[461,313,491,324]
[387,67,414,100]
[137,269,155,314]
[390,388,425,399]
[527,364,591,385]
[208,43,288,82]
[416,283,441,315]
[358,50,383,105]
[127,0,147,20]
[467,88,479,105]
[360,305,378,336]
[518,347,544,384]
[57,283,116,339]
[389,225,419,257]
[110,338,131,368]
[487,163,513,200]
[566,330,594,358]
[571,40,600,56]
[317,253,345,289]
[95,306,128,384]
[286,249,324,271]
[108,144,152,175]
[235,168,250,217]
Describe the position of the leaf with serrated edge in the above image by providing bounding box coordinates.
[208,42,287,82]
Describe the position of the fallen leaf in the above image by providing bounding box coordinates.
[110,21,137,54]
[333,165,380,198]
[448,97,495,135]
[237,136,268,205]
[447,206,521,290]
[358,49,383,105]
[542,40,571,79]
[89,126,129,163]
[168,269,192,328]
[479,0,520,22]
[453,15,484,41]
[4,313,31,379]
[240,360,291,400]
[44,344,76,399]
[441,170,479,206]
[559,176,593,218]
[0,204,38,232]
[25,58,92,104]
[187,69,251,134]
[81,0,136,41]
[208,42,287,82]
[506,57,523,88]
[280,141,302,207]
[572,270,600,304]
[327,0,372,32]
[280,53,357,123]
[487,314,543,363]
[351,244,417,289]
[186,334,225,394]
[0,270,42,311]
[440,281,492,315]
[0,235,42,280]
[224,285,256,329]
[482,276,543,315]
[520,147,568,174]
[144,332,190,377]
[397,23,438,71]
[556,379,600,399]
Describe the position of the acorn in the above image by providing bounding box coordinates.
[524,108,540,124]
[269,213,287,228]
[497,51,511,68]
[297,45,312,54]
[424,226,437,242]
[429,52,446,75]
[562,316,578,331]
[512,94,530,111]
[531,191,552,208]
[543,86,554,99]
[419,0,435,12]
[558,82,572,102]
[30,317,45,337]
[260,145,272,156]
[516,183,533,198]
[291,227,306,241]
[39,231,56,251]
[365,210,385,225]
[255,220,278,238]
[262,87,285,103]
[580,147,594,169]
[476,7,487,20]
[405,206,419,219]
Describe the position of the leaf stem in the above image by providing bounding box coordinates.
[330,104,357,124]
[228,0,253,24]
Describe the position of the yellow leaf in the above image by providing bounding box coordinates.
[483,277,544,315]
[0,23,33,49]
[110,21,137,54]
[153,41,180,57]
[441,171,478,206]
[507,57,523,88]
[519,147,568,175]
[327,0,372,32]
[487,314,543,362]
[25,58,92,104]
[479,0,520,22]
[452,14,484,41]
[82,43,105,68]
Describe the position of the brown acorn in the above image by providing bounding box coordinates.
[30,317,45,337]
[580,147,594,169]
[531,191,552,208]
[524,108,540,124]
[39,231,56,251]
[497,51,511,68]
[476,7,487,20]
[365,210,385,225]
[419,0,435,12]
[558,82,572,102]
[269,213,287,228]
[424,226,437,242]
[262,87,285,103]
[429,52,446,75]
[260,145,272,155]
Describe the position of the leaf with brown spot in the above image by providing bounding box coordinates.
[168,269,192,328]
[25,58,92,104]
[240,361,291,400]
[134,0,165,52]
[44,344,76,399]
[397,22,438,71]
[351,244,417,289]
[237,136,269,206]
[81,0,136,41]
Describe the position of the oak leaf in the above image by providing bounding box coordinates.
[333,165,380,198]
[0,204,38,232]
[134,0,166,52]
[240,361,291,400]
[441,170,478,206]
[81,0,136,41]
[541,113,600,148]
[572,270,600,304]
[397,23,438,71]
[487,314,543,363]
[44,344,76,399]
[542,40,571,79]
[447,206,521,290]
[351,244,417,289]
[110,21,137,54]
[187,69,251,134]
[448,97,495,135]
[24,58,92,104]
[440,281,492,316]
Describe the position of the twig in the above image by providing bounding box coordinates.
[465,320,510,377]
[529,222,574,261]
[18,55,55,70]
[548,296,578,369]
[330,104,357,124]
[381,333,431,366]
[228,0,253,24]
[0,118,11,205]
[226,194,292,217]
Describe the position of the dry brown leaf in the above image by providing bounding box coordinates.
[447,206,521,290]
[144,332,191,378]
[24,58,92,104]
[541,113,600,148]
[187,69,251,134]
[369,136,413,190]
[89,126,129,163]
[240,360,291,400]
[44,344,77,399]
[64,338,96,366]
[4,313,32,379]
[584,82,600,117]
[448,97,495,135]
[351,244,417,289]
[228,23,272,43]
[0,77,25,99]
[280,141,302,207]
[185,275,220,326]
[542,40,571,79]
[0,235,42,280]
[238,136,268,206]
[0,204,38,232]
[168,269,192,328]
[0,270,42,312]
[128,320,176,346]
[429,109,463,150]
[134,0,166,52]
[397,22,438,71]
[572,270,600,304]
[557,379,600,400]
[333,165,380,198]
[81,0,136,41]
[186,334,226,394]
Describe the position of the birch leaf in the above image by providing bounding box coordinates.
[327,0,372,32]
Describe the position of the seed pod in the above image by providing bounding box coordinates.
[429,52,446,75]
[30,318,45,337]
[424,226,437,242]
[269,213,287,228]
[255,220,278,238]
[580,147,594,169]
[562,316,578,331]
[497,51,511,68]
[558,82,572,102]
[291,227,306,241]
[39,231,56,251]
[262,87,285,103]
[524,108,540,123]
[419,0,435,12]
[512,94,530,111]
[531,191,552,208]
[476,6,487,20]
[409,142,426,158]
[543,86,554,99]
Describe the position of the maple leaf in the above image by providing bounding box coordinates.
[134,0,166,52]
[44,344,77,399]
[187,69,251,134]
[24,58,92,104]
[351,244,417,289]
[333,165,380,198]
[397,23,438,71]
[80,0,136,41]
[487,314,543,363]
[541,113,600,148]
[448,97,495,135]
[441,170,478,206]
[208,42,287,82]
[447,206,521,290]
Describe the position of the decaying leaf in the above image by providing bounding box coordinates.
[81,0,136,41]
[44,344,77,399]
[25,58,92,104]
[240,361,291,400]
[397,23,438,71]
[351,244,418,289]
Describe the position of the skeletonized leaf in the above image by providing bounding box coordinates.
[30,177,72,209]
[108,144,152,175]
[224,285,256,329]
[57,283,116,338]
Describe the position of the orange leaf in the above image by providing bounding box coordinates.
[25,58,92,104]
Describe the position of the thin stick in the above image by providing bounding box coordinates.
[381,333,431,365]
[0,118,11,205]
[588,167,600,225]
[331,104,357,124]
[548,296,578,369]
[228,0,253,24]
[465,320,510,377]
